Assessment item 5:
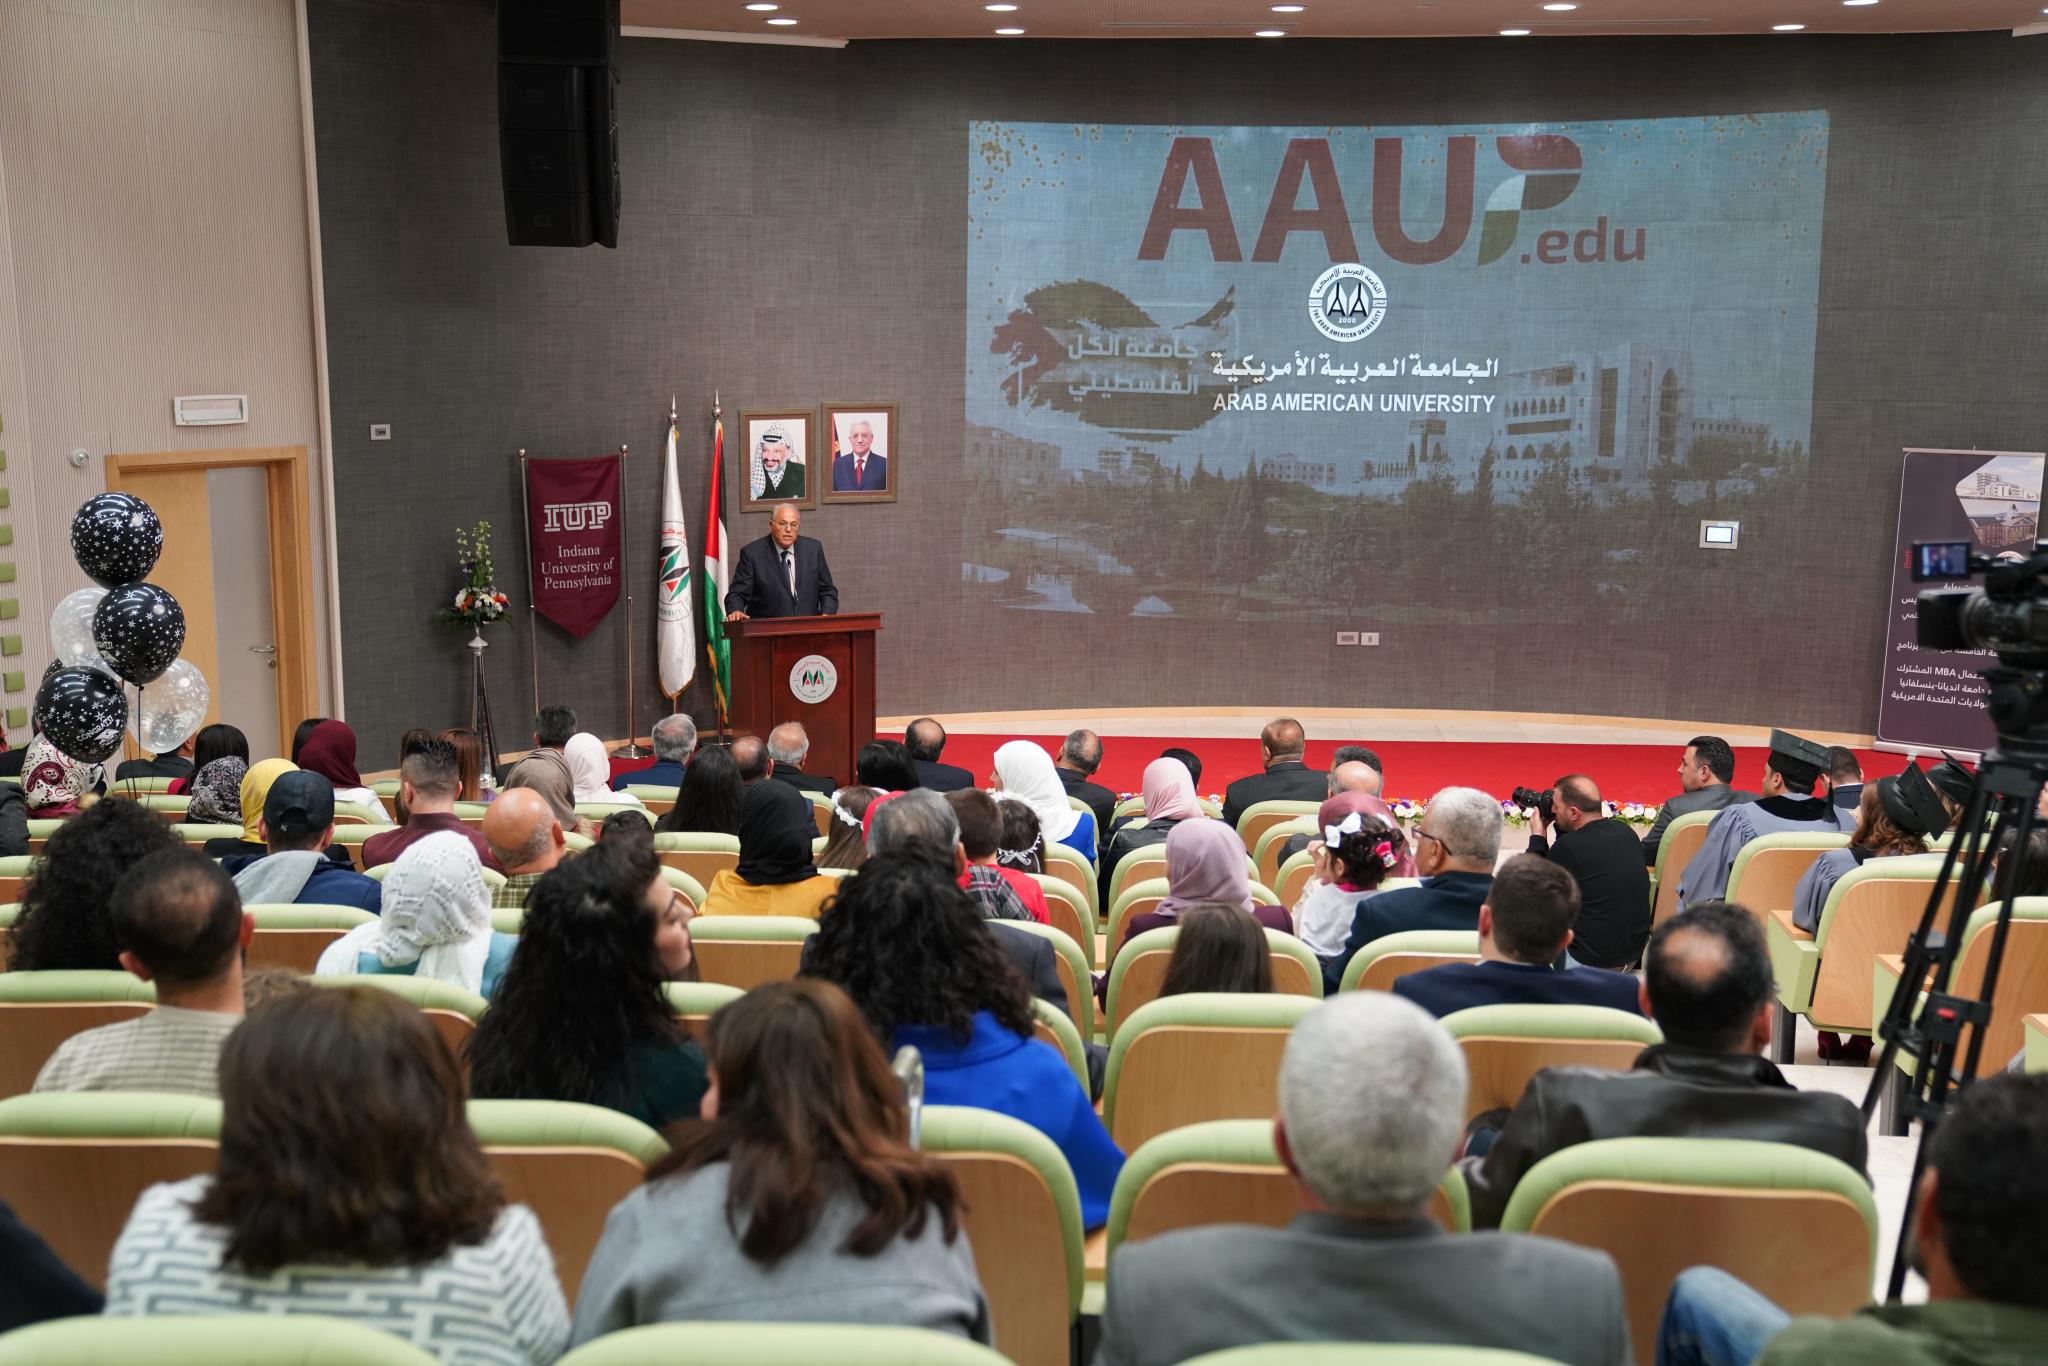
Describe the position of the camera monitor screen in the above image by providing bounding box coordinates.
[1910,540,1973,582]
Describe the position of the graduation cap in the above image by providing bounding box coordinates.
[1927,752,1975,807]
[1766,729,1831,772]
[1877,762,1947,837]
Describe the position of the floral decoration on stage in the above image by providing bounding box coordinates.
[441,520,509,629]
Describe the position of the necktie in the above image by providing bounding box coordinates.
[782,549,796,597]
[855,458,865,485]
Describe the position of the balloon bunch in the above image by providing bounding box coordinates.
[34,493,208,766]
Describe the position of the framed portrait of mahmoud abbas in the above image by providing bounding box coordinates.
[739,409,816,512]
[821,402,899,504]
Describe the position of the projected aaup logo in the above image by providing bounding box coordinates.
[789,654,838,705]
[1307,263,1388,343]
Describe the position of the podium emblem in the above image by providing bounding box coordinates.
[789,653,839,705]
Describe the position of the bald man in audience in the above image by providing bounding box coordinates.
[1279,760,1386,866]
[766,722,835,794]
[1526,773,1652,970]
[1055,728,1117,854]
[729,734,770,785]
[1094,993,1629,1366]
[1221,717,1327,830]
[484,788,566,912]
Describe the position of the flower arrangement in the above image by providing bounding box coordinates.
[439,521,509,629]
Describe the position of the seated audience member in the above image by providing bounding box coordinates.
[202,759,310,861]
[1328,744,1383,794]
[600,809,654,841]
[1324,785,1501,993]
[468,839,706,1129]
[289,716,328,764]
[23,735,100,818]
[315,832,516,998]
[0,756,24,857]
[1119,817,1292,957]
[1100,756,1203,905]
[164,722,248,795]
[1220,717,1327,830]
[0,1202,102,1331]
[1054,728,1116,853]
[1160,745,1204,792]
[9,796,181,971]
[183,755,247,827]
[1292,795,1406,963]
[854,738,919,792]
[656,744,744,836]
[389,728,434,822]
[293,720,380,813]
[1158,902,1274,997]
[1641,735,1756,866]
[1791,762,1944,933]
[34,849,249,1096]
[571,979,989,1344]
[439,726,489,803]
[1526,774,1653,969]
[1094,992,1629,1366]
[949,787,1050,923]
[612,713,695,791]
[1824,745,1864,812]
[1275,761,1391,868]
[1927,755,1975,829]
[801,851,1124,1227]
[697,780,839,919]
[1655,1072,2048,1366]
[111,729,195,784]
[1997,826,2048,899]
[768,721,837,793]
[816,785,880,871]
[729,733,771,785]
[567,731,644,809]
[361,738,502,871]
[482,788,567,910]
[1678,729,1848,908]
[1394,855,1644,1019]
[224,772,382,915]
[1460,902,1869,1229]
[906,717,974,792]
[995,796,1044,875]
[499,706,577,813]
[993,739,1097,863]
[103,986,568,1361]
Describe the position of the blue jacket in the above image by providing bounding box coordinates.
[894,1011,1123,1229]
[219,853,384,916]
[1056,810,1097,864]
[1325,871,1493,993]
[354,934,520,1000]
[612,759,684,793]
[1393,959,1645,1019]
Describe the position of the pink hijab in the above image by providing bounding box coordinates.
[1141,757,1202,823]
[1158,817,1253,917]
[1319,792,1416,879]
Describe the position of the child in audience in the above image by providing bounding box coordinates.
[571,979,989,1345]
[994,797,1044,875]
[1158,901,1275,997]
[1293,795,1407,963]
[816,786,879,871]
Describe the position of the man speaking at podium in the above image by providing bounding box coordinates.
[724,502,840,621]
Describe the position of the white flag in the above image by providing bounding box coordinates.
[656,418,695,697]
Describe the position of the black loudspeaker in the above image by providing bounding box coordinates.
[498,1,619,249]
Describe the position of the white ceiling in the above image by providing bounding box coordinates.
[622,0,2048,42]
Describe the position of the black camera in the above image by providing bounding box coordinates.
[1511,785,1554,822]
[1911,537,2048,749]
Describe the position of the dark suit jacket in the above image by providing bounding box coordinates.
[1325,870,1493,992]
[612,759,684,792]
[1641,785,1758,865]
[0,1200,102,1333]
[1221,760,1327,830]
[1531,818,1654,970]
[832,451,889,492]
[1057,767,1117,854]
[990,921,1069,1019]
[1394,959,1646,1019]
[770,761,836,794]
[724,534,839,618]
[1460,1045,1870,1230]
[1831,782,1863,812]
[1095,1214,1630,1366]
[914,758,975,793]
[112,754,194,783]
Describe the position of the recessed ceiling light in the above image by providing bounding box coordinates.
[1541,3,1577,10]
[765,15,798,23]
[744,2,777,9]
[1271,4,1305,11]
[1842,1,1879,6]
[1255,28,1287,37]
[994,26,1025,34]
[984,3,1017,10]
[1772,22,1806,30]
[1500,28,1531,36]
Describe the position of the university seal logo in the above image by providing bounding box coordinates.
[1307,262,1388,343]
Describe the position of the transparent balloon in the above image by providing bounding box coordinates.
[48,587,107,667]
[125,659,210,756]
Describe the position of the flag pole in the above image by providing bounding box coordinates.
[518,448,538,722]
[709,389,730,742]
[615,441,650,758]
[667,394,681,716]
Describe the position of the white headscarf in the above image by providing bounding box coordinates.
[315,831,493,992]
[564,732,643,807]
[992,740,1081,842]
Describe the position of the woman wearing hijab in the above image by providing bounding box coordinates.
[1116,817,1291,958]
[565,732,644,809]
[697,780,838,920]
[315,831,516,998]
[166,723,248,795]
[199,758,353,864]
[1099,756,1203,904]
[1292,793,1408,964]
[23,736,102,818]
[502,748,595,837]
[990,740,1096,864]
[294,720,382,813]
[183,756,248,827]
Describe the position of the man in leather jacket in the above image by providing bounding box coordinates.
[1461,901,1868,1229]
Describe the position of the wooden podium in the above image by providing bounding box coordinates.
[725,613,880,789]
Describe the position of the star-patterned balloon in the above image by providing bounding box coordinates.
[32,665,129,765]
[92,582,186,686]
[70,492,163,589]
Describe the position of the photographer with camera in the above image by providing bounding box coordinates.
[1521,775,1653,970]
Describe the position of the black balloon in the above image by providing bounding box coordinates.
[33,666,128,765]
[30,657,64,738]
[70,493,163,589]
[92,583,186,686]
